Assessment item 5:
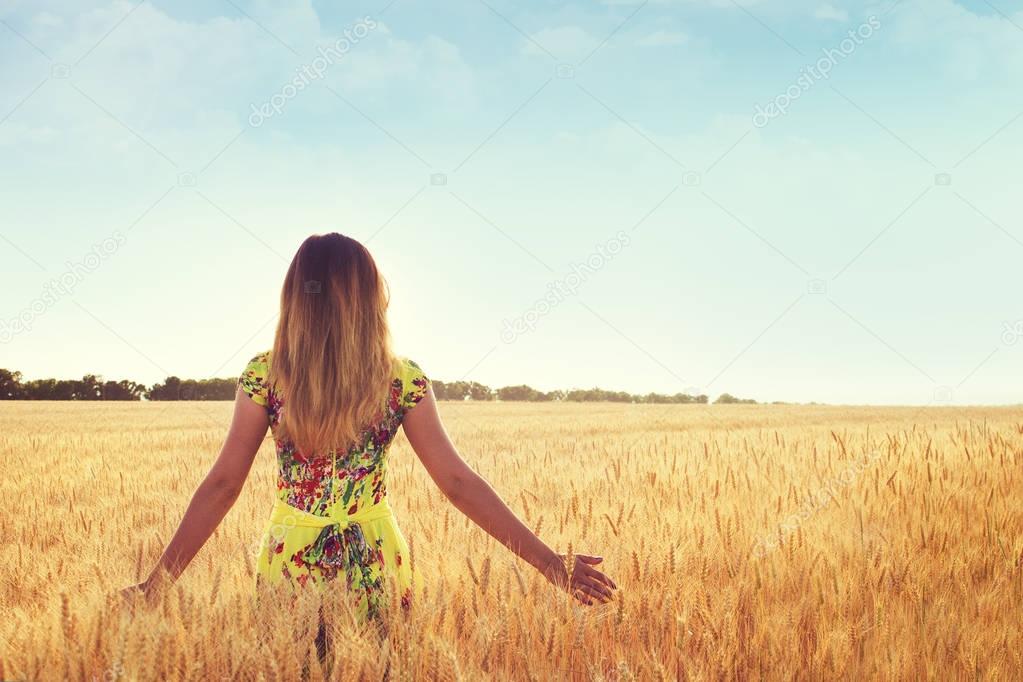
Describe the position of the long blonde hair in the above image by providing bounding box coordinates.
[268,233,395,457]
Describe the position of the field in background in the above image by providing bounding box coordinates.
[1,401,1021,680]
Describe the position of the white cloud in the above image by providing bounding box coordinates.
[521,25,598,61]
[813,4,848,21]
[0,0,485,189]
[329,29,476,106]
[884,0,1023,80]
[637,29,689,46]
[32,11,63,27]
[601,0,768,6]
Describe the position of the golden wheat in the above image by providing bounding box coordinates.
[1,401,1021,680]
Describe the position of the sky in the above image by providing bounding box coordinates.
[1,0,1021,405]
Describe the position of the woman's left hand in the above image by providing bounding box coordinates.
[541,553,617,605]
[118,578,157,605]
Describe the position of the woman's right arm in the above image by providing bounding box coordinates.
[124,387,268,598]
[401,388,616,605]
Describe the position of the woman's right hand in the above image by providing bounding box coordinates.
[541,553,617,605]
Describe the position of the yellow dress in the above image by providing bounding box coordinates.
[238,352,429,621]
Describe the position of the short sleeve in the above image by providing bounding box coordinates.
[400,358,430,410]
[238,352,270,406]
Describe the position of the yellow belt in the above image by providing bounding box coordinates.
[268,495,395,531]
[266,496,396,576]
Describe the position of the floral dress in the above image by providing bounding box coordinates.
[238,351,429,621]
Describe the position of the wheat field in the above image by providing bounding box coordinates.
[1,401,1021,680]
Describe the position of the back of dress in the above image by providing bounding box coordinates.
[238,352,429,617]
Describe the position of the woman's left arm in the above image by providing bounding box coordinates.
[402,388,617,604]
[125,387,268,596]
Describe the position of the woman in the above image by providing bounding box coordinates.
[126,233,616,627]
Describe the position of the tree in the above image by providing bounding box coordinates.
[497,384,542,401]
[431,379,448,400]
[0,369,23,399]
[75,374,103,400]
[468,382,493,401]
[442,381,470,400]
[22,378,76,400]
[146,377,237,400]
[565,388,632,403]
[714,393,757,405]
[146,376,182,401]
[101,380,145,401]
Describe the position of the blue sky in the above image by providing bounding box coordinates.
[1,0,1021,405]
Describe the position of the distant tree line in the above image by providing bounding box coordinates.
[0,369,236,401]
[1,368,757,404]
[0,369,147,401]
[147,376,238,401]
[712,393,758,405]
[432,380,715,404]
